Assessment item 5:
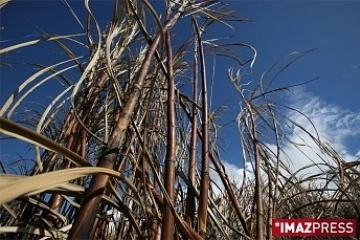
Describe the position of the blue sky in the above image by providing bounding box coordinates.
[1,1,359,178]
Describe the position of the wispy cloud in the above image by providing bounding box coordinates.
[212,90,360,192]
[210,161,253,195]
[282,90,360,173]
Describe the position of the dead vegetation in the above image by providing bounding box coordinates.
[0,0,359,239]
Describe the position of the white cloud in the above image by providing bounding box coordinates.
[211,90,360,193]
[210,161,253,196]
[281,91,360,174]
[356,150,360,157]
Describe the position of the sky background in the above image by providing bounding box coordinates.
[1,1,359,185]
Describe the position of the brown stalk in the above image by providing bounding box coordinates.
[45,70,110,222]
[141,54,161,240]
[266,165,274,240]
[131,111,205,240]
[41,109,73,173]
[193,17,210,238]
[147,174,204,240]
[45,122,81,221]
[246,102,264,240]
[179,98,251,237]
[185,24,199,227]
[32,112,75,224]
[267,104,281,240]
[161,16,177,240]
[68,11,183,239]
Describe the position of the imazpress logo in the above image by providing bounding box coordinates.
[272,219,356,237]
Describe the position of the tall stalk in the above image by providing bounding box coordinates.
[185,26,199,227]
[161,3,177,238]
[3,2,354,240]
[68,10,184,238]
[193,17,210,238]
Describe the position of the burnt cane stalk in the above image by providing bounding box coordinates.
[160,1,178,238]
[68,10,183,240]
[45,70,110,223]
[178,98,251,237]
[185,26,199,227]
[246,102,264,240]
[193,17,210,238]
[161,26,177,240]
